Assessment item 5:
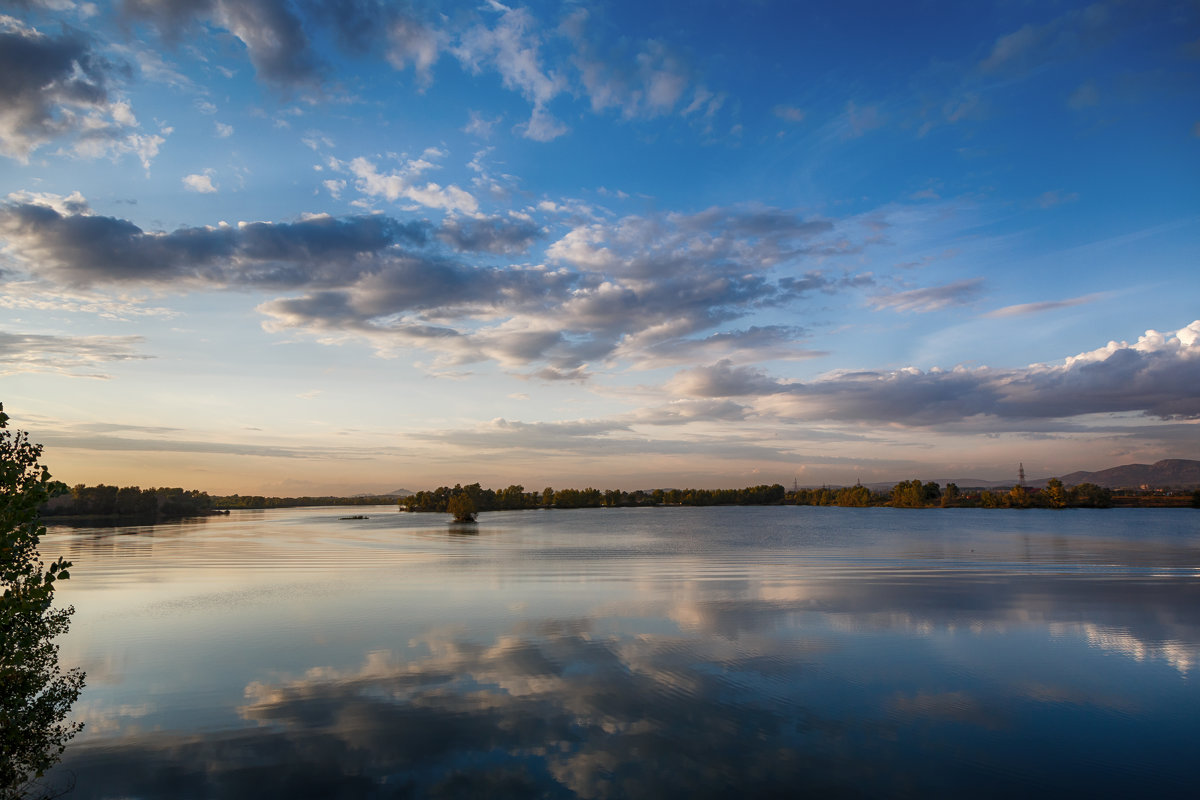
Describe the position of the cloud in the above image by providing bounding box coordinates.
[1068,81,1100,109]
[214,121,233,138]
[0,330,150,377]
[843,101,883,138]
[672,320,1200,426]
[123,0,323,88]
[1036,190,1078,209]
[772,104,805,122]
[666,360,786,398]
[985,293,1102,318]
[437,214,541,254]
[564,12,691,120]
[869,278,983,313]
[1,197,865,373]
[980,3,1116,75]
[632,325,825,369]
[346,155,479,214]
[0,18,150,163]
[182,171,217,193]
[0,200,428,287]
[463,110,500,139]
[454,4,567,141]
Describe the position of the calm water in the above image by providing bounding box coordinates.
[40,506,1200,798]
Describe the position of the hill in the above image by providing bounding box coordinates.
[847,459,1200,492]
[1057,459,1200,489]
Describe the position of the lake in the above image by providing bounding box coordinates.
[41,505,1200,798]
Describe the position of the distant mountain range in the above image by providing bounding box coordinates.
[856,459,1200,491]
[1057,459,1200,489]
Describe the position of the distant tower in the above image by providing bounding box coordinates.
[792,475,799,493]
[1018,463,1025,486]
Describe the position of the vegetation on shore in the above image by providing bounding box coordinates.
[402,479,1193,512]
[2,404,84,797]
[34,479,1199,523]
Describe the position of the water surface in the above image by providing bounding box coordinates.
[44,506,1200,798]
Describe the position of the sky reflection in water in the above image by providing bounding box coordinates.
[44,507,1200,798]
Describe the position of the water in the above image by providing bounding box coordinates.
[40,506,1200,798]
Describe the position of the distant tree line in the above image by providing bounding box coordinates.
[403,483,789,513]
[404,479,1128,513]
[39,483,216,520]
[212,494,401,509]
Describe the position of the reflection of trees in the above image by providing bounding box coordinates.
[1,405,85,799]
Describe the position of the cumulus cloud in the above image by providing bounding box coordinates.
[869,278,983,313]
[454,4,567,141]
[345,155,479,214]
[669,321,1200,426]
[631,325,825,370]
[437,214,541,254]
[0,330,149,377]
[0,200,428,287]
[0,196,866,374]
[563,11,691,120]
[182,170,217,193]
[667,360,786,398]
[123,0,323,87]
[0,18,157,163]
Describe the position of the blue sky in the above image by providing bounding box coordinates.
[1,0,1197,494]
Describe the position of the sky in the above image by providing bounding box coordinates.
[0,0,1198,495]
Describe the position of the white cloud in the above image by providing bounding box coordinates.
[869,279,983,313]
[215,122,233,138]
[346,156,478,214]
[182,171,217,193]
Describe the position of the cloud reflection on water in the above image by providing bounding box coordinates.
[54,575,1200,798]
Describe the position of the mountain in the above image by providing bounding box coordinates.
[848,460,1200,492]
[1056,459,1200,489]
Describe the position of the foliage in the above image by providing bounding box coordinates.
[213,493,400,509]
[1043,478,1067,509]
[41,483,214,520]
[1,404,85,799]
[447,492,477,523]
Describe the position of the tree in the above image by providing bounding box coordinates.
[1007,484,1031,509]
[447,492,477,523]
[1,404,85,799]
[1043,478,1067,509]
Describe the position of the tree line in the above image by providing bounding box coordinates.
[39,483,216,520]
[404,479,1127,513]
[402,483,789,513]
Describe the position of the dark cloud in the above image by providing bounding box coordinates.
[1,199,862,372]
[635,325,825,369]
[437,214,542,254]
[0,204,428,287]
[0,21,128,160]
[667,322,1200,425]
[123,0,323,87]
